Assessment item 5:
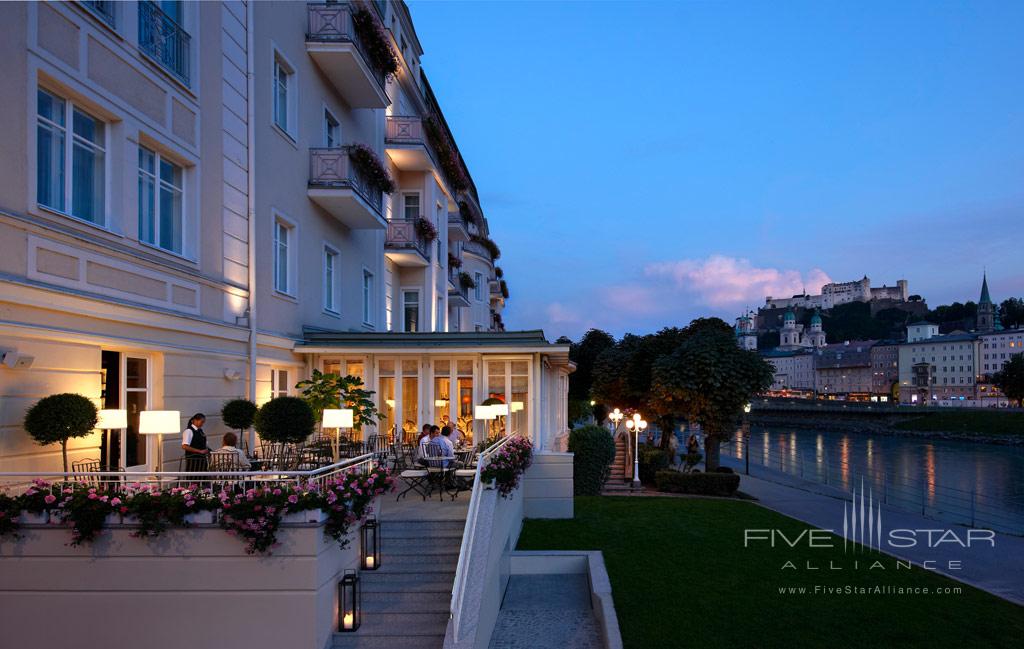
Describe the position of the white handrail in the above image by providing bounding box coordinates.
[449,433,520,641]
[0,454,376,492]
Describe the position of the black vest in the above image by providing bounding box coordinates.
[185,425,207,456]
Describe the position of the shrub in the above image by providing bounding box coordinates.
[637,446,671,484]
[254,396,315,445]
[415,216,438,242]
[480,436,533,498]
[348,143,396,194]
[222,399,257,433]
[713,466,734,474]
[568,425,616,496]
[24,393,98,473]
[654,470,740,497]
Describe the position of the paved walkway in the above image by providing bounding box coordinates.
[488,574,602,649]
[724,465,1024,605]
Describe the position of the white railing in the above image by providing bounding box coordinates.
[0,454,376,494]
[449,433,520,641]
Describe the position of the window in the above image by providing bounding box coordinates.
[273,218,293,294]
[402,193,419,221]
[436,296,443,331]
[362,270,374,326]
[138,146,184,254]
[403,290,419,332]
[37,88,106,224]
[323,246,339,313]
[385,266,394,331]
[324,108,340,147]
[271,369,289,399]
[474,272,483,301]
[272,53,294,136]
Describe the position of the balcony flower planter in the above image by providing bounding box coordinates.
[105,513,122,527]
[351,7,398,77]
[415,217,438,242]
[348,143,396,194]
[19,510,49,525]
[448,253,462,269]
[184,511,215,526]
[282,509,329,525]
[459,272,476,290]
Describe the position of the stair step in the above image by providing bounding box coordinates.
[333,633,445,649]
[381,521,466,538]
[375,559,457,574]
[341,613,448,637]
[362,590,451,613]
[361,572,455,593]
[383,538,463,554]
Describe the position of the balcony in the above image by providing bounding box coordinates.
[448,267,470,307]
[308,147,386,230]
[385,219,430,267]
[448,212,470,242]
[462,239,493,263]
[306,3,389,109]
[138,1,190,86]
[385,116,438,172]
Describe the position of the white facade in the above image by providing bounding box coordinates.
[765,275,908,310]
[979,329,1024,376]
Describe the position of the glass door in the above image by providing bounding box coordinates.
[123,356,150,471]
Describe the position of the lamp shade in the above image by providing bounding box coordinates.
[510,401,524,413]
[139,410,181,435]
[323,408,354,429]
[434,399,449,407]
[474,405,495,420]
[96,409,127,430]
[490,403,509,416]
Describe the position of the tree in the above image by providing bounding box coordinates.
[992,355,1024,407]
[295,370,381,431]
[337,375,381,431]
[565,328,616,424]
[254,396,315,445]
[24,393,98,473]
[651,329,773,470]
[1000,298,1024,329]
[221,399,257,436]
[295,369,340,425]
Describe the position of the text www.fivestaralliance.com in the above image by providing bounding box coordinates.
[777,585,962,596]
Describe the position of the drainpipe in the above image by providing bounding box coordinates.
[245,2,258,452]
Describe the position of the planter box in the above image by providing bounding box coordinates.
[184,511,215,525]
[19,511,49,525]
[282,510,328,524]
[104,514,121,527]
[121,515,141,526]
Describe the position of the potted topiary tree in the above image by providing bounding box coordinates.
[254,396,315,449]
[24,393,98,473]
[222,398,257,450]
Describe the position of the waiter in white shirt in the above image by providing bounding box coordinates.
[181,413,210,470]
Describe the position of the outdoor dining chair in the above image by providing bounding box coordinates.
[207,451,245,492]
[423,443,458,501]
[70,458,103,488]
[395,445,429,502]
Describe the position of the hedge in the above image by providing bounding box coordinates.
[568,425,616,496]
[638,446,671,485]
[654,470,740,497]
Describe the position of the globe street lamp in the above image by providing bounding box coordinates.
[608,408,623,433]
[625,413,647,487]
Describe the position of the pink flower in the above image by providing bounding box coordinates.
[287,494,298,504]
[44,494,57,505]
[87,493,98,500]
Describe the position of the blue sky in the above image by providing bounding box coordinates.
[409,0,1024,340]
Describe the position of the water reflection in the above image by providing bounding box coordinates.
[721,426,1024,534]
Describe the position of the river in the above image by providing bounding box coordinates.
[716,426,1024,535]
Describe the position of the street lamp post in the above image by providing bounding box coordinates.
[625,413,647,487]
[743,402,752,475]
[608,408,623,433]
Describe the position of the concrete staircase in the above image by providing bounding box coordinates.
[332,519,464,649]
[602,432,645,495]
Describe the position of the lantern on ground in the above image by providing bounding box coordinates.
[361,517,380,570]
[338,569,361,631]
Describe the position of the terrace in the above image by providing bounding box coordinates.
[306,2,389,109]
[308,147,388,230]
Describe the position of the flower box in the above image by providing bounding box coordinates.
[121,515,141,526]
[282,509,328,525]
[19,511,49,525]
[105,513,121,527]
[184,511,215,525]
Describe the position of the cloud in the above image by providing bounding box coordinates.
[644,255,832,308]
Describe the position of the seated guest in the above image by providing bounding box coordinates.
[217,432,251,469]
[431,426,463,468]
[416,425,437,465]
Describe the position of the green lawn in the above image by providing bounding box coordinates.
[893,409,1024,436]
[517,497,1024,649]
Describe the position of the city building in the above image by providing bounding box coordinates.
[777,308,826,350]
[734,309,757,351]
[976,272,999,333]
[764,275,909,311]
[762,348,815,395]
[869,340,900,401]
[977,328,1024,405]
[813,340,876,399]
[898,329,979,404]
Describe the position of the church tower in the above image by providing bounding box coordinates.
[807,309,826,348]
[977,273,995,332]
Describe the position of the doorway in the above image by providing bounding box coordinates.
[101,351,150,471]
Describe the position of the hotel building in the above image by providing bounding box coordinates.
[0,0,566,477]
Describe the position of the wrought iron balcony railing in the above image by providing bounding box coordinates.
[138,0,190,85]
[309,147,384,215]
[81,0,116,27]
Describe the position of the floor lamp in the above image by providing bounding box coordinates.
[323,408,354,462]
[139,410,181,474]
[96,409,127,471]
